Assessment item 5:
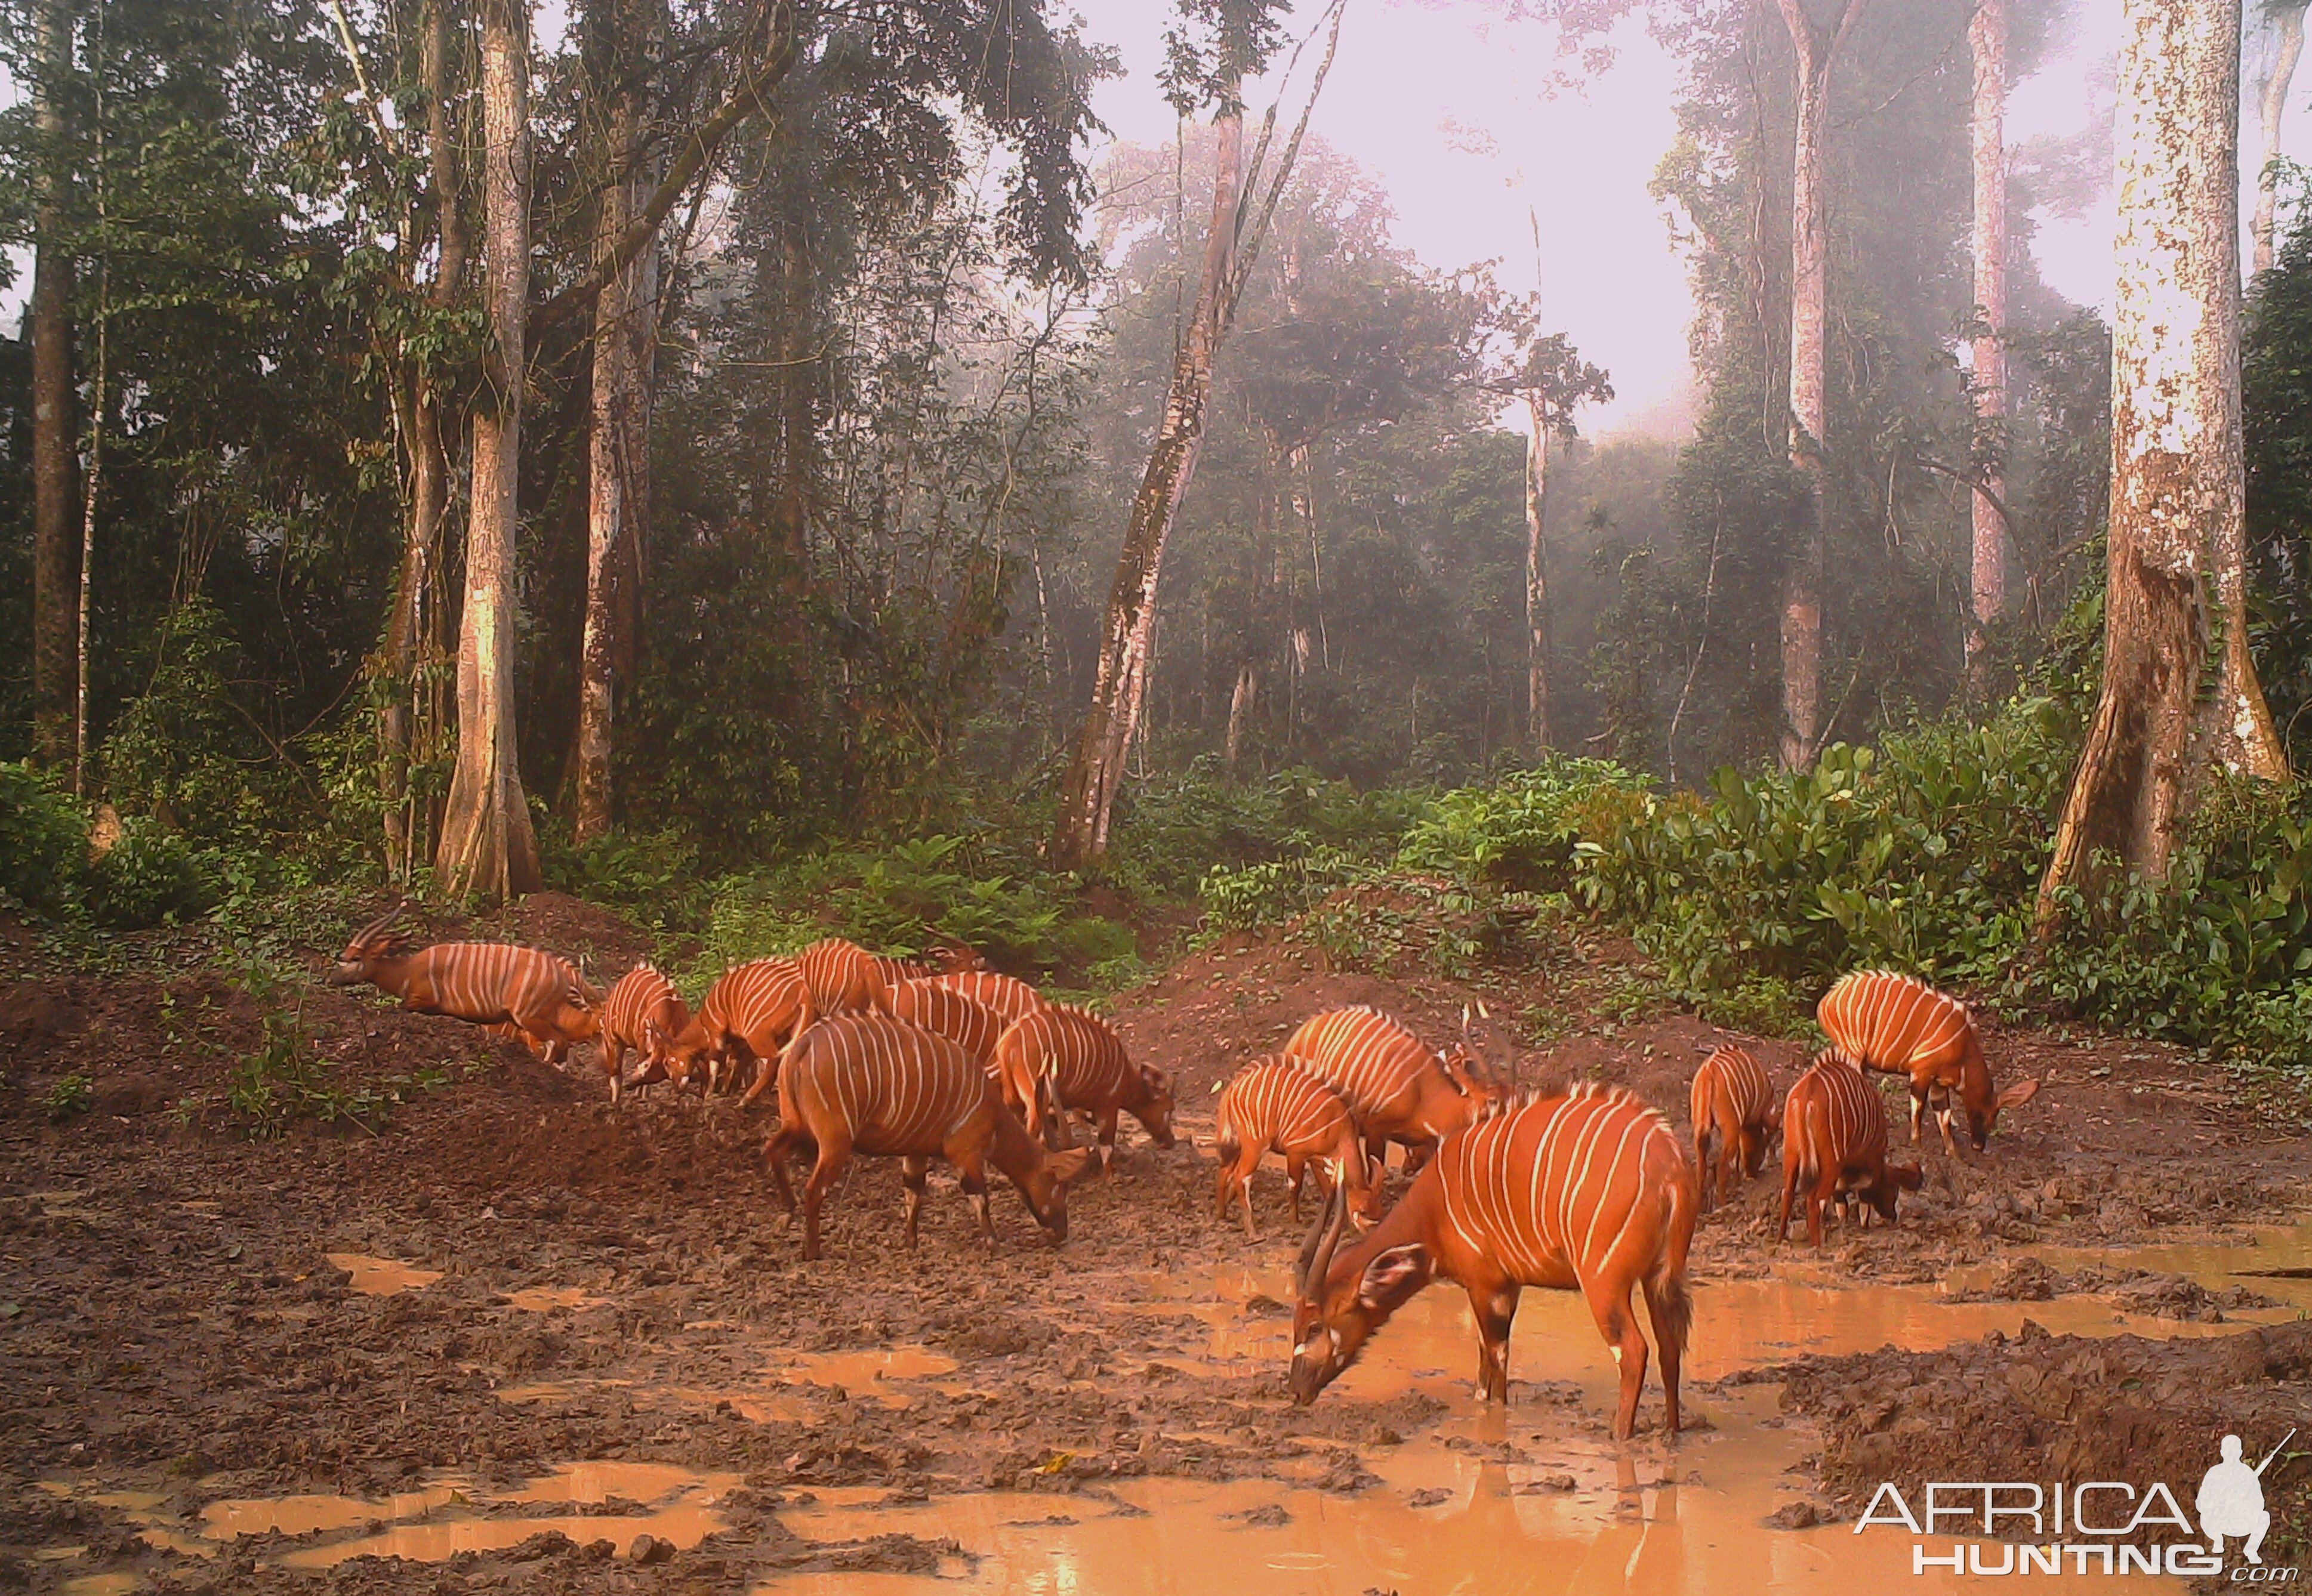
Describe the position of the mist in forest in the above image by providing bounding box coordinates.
[4,0,2312,892]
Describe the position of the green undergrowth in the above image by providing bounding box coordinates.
[1195,702,2312,1093]
[662,833,1143,998]
[14,696,2312,1105]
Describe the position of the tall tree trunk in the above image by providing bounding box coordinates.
[1224,662,1257,773]
[74,295,103,795]
[382,0,469,878]
[1051,94,1246,868]
[1775,0,1868,769]
[2036,0,2286,931]
[2254,1,2308,277]
[29,0,76,771]
[436,0,542,902]
[1050,1,1340,866]
[775,221,812,581]
[574,0,662,847]
[1524,396,1551,754]
[1966,0,2008,690]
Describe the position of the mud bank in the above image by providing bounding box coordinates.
[2,928,2307,1593]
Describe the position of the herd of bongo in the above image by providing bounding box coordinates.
[329,908,2042,1440]
[327,912,1175,1259]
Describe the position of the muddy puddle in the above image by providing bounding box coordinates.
[2023,1217,2312,1308]
[41,1461,741,1572]
[778,1346,958,1403]
[1112,1254,2301,1394]
[323,1252,442,1295]
[746,1227,2312,1595]
[759,1386,2184,1595]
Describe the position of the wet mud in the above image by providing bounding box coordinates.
[2,926,2307,1592]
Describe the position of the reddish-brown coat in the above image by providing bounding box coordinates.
[1289,1086,1696,1440]
[1817,970,2039,1152]
[886,979,1009,1070]
[991,1006,1175,1163]
[764,1014,1092,1258]
[1283,1006,1490,1168]
[1213,1055,1382,1239]
[597,964,688,1104]
[328,914,599,1062]
[1688,1045,1780,1210]
[1776,1049,1923,1248]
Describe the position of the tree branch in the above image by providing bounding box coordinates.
[534,0,797,334]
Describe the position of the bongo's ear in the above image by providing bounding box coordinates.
[1997,1078,2040,1111]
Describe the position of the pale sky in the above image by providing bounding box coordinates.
[1063,0,2255,436]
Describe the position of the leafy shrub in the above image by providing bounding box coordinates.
[680,835,1100,989]
[89,818,219,928]
[2030,782,2312,1070]
[1198,845,1383,933]
[205,947,440,1137]
[1107,765,1427,897]
[0,762,88,915]
[1574,703,2075,991]
[543,826,702,925]
[100,600,291,848]
[1397,756,1650,890]
[44,1074,94,1120]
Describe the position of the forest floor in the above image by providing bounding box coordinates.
[2,896,2310,1594]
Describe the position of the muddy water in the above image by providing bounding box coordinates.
[324,1252,442,1295]
[776,1346,959,1406]
[2033,1217,2312,1310]
[48,1461,741,1573]
[1121,1261,2285,1398]
[747,1229,2312,1596]
[761,1387,2182,1595]
[59,1576,141,1596]
[239,1462,739,1569]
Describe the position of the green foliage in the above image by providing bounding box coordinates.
[542,827,702,927]
[679,835,1117,992]
[1197,845,1382,933]
[99,601,289,848]
[2031,782,2312,1071]
[2246,206,2312,766]
[209,947,438,1138]
[44,1074,94,1120]
[1108,767,1426,899]
[1576,706,2076,989]
[0,763,89,916]
[1177,693,2312,1079]
[88,818,219,928]
[1397,755,1649,891]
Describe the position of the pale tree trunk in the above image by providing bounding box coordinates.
[436,0,542,902]
[1966,0,2008,690]
[2254,1,2307,277]
[29,0,76,770]
[1052,95,1245,867]
[775,223,812,581]
[2037,0,2286,930]
[382,0,468,879]
[1775,0,1868,770]
[1524,396,1550,754]
[1051,4,1342,867]
[1225,663,1257,772]
[1290,443,1327,669]
[573,0,664,847]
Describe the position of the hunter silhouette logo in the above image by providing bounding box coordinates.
[1854,1429,2302,1578]
[2199,1430,2293,1567]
